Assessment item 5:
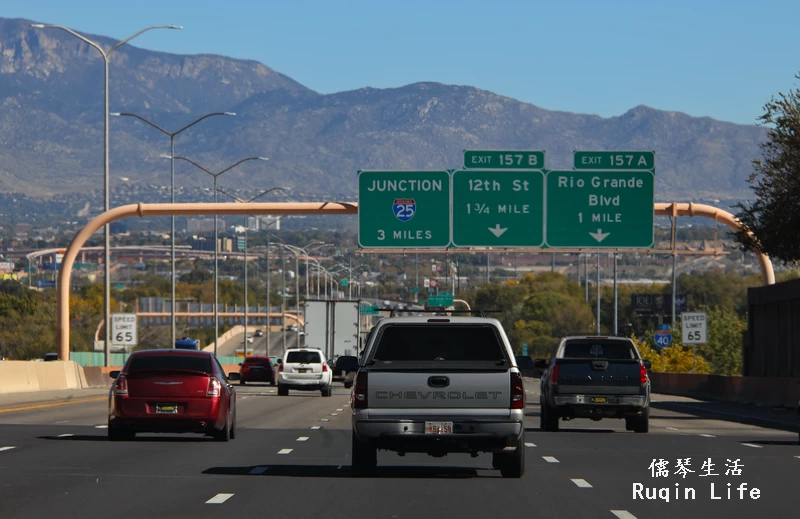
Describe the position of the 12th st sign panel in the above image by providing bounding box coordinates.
[358,171,451,248]
[546,170,654,248]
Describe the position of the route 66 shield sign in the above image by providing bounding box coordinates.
[393,198,416,222]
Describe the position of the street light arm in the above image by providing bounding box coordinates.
[112,112,170,136]
[32,24,106,57]
[169,155,213,176]
[174,112,235,136]
[217,186,289,204]
[247,186,290,202]
[217,156,269,176]
[109,25,182,55]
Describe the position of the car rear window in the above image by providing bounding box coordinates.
[286,351,322,364]
[335,356,359,371]
[371,324,507,363]
[562,340,636,360]
[127,355,213,374]
[244,357,269,365]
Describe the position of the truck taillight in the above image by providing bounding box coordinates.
[322,363,328,372]
[115,375,128,396]
[207,377,222,397]
[550,364,559,384]
[352,371,368,409]
[639,363,647,386]
[510,372,525,409]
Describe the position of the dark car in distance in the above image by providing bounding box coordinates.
[332,355,359,388]
[238,355,276,386]
[108,349,239,441]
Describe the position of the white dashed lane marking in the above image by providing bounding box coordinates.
[699,434,715,438]
[310,426,321,430]
[249,467,268,475]
[57,434,73,438]
[741,443,762,449]
[95,425,108,429]
[278,449,293,455]
[524,442,536,448]
[296,437,309,442]
[330,413,338,416]
[320,418,329,422]
[336,408,343,411]
[55,420,69,424]
[542,456,559,463]
[611,511,637,519]
[666,427,680,431]
[0,447,16,452]
[206,493,234,504]
[571,479,592,488]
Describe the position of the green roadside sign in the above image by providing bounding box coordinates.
[545,170,654,248]
[358,171,451,248]
[360,305,379,315]
[574,151,655,171]
[410,287,421,293]
[464,150,545,170]
[427,293,454,307]
[340,278,349,287]
[451,170,544,247]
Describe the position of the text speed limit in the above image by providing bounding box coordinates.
[111,313,138,346]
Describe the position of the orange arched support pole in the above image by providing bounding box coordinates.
[57,202,357,360]
[655,202,775,286]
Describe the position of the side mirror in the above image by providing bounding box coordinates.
[238,363,243,367]
[228,372,241,381]
[643,360,652,370]
[109,370,120,379]
[533,359,548,370]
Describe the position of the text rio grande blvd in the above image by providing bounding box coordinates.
[357,150,655,249]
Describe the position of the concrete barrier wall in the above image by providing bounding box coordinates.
[204,325,245,353]
[0,360,86,395]
[650,372,800,408]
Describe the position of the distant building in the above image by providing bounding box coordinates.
[247,216,280,231]
[186,218,225,234]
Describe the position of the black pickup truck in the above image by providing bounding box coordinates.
[537,336,651,433]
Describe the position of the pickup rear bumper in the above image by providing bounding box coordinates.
[554,395,646,407]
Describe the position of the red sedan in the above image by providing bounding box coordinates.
[108,349,238,441]
[239,355,276,385]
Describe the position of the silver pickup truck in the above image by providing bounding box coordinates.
[350,316,526,478]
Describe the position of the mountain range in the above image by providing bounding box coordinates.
[0,17,765,205]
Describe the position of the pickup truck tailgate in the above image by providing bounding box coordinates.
[556,359,643,395]
[368,371,511,409]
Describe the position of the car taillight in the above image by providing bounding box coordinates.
[510,372,524,409]
[279,363,284,372]
[639,363,647,386]
[115,375,128,396]
[352,371,368,409]
[207,377,221,397]
[550,364,559,384]
[322,363,328,372]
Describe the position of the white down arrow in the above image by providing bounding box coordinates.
[589,229,610,242]
[488,225,508,238]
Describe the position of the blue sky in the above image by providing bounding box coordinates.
[6,0,799,124]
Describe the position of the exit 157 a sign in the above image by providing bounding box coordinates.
[574,151,655,170]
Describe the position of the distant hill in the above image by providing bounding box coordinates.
[0,17,764,204]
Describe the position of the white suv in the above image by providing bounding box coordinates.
[277,348,333,397]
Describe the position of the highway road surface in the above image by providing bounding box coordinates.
[0,382,795,519]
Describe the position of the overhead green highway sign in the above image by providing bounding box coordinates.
[358,170,451,248]
[451,170,544,247]
[464,150,545,170]
[545,170,654,248]
[574,151,655,171]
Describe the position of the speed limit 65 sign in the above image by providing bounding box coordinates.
[681,312,707,344]
[111,313,138,346]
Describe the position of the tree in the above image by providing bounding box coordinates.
[735,74,800,263]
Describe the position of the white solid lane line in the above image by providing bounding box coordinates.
[0,447,16,452]
[666,427,680,431]
[206,493,234,504]
[249,467,268,475]
[699,434,715,438]
[524,442,536,448]
[542,456,559,463]
[95,425,108,429]
[571,479,593,488]
[57,434,73,438]
[296,437,309,442]
[610,511,637,519]
[278,449,293,455]
[55,420,69,424]
[310,426,321,430]
[741,443,763,448]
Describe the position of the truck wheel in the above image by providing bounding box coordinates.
[632,407,650,433]
[500,435,525,478]
[540,399,559,432]
[321,387,332,397]
[278,385,289,396]
[351,435,377,476]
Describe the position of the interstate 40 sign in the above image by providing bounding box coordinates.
[358,151,654,248]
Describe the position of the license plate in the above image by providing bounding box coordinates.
[591,397,607,404]
[297,368,309,373]
[425,421,453,434]
[156,404,178,414]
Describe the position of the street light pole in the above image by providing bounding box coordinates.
[112,111,235,349]
[168,156,269,355]
[32,23,182,364]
